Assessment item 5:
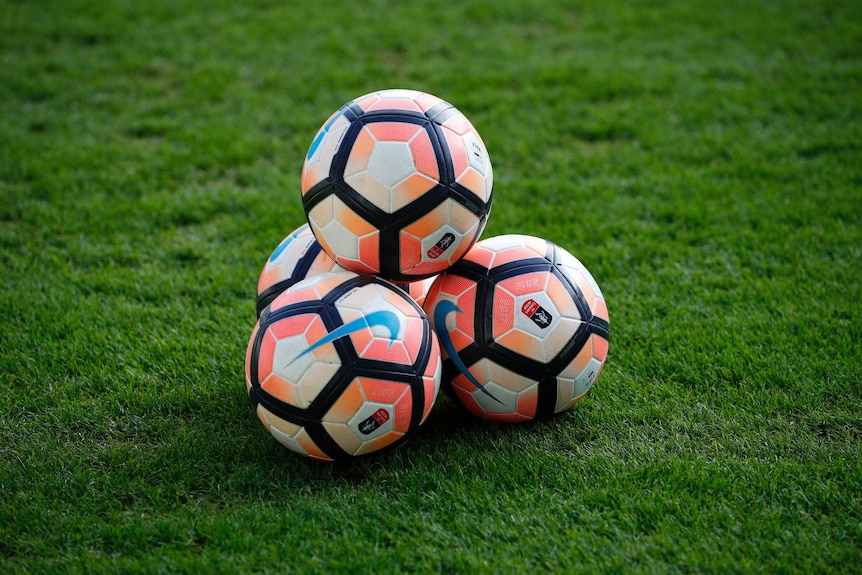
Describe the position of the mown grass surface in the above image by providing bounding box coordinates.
[2,0,861,573]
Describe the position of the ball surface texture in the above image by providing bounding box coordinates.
[423,235,610,422]
[246,271,442,461]
[256,223,344,317]
[301,89,493,281]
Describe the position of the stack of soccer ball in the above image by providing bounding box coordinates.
[245,89,610,462]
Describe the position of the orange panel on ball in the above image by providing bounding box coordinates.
[301,164,325,194]
[439,274,476,299]
[357,233,380,273]
[492,290,515,338]
[400,316,426,364]
[451,377,484,413]
[463,244,497,269]
[367,121,423,143]
[456,167,486,199]
[515,387,539,419]
[413,92,445,112]
[497,271,548,297]
[402,203,447,238]
[444,129,469,178]
[354,94,381,111]
[421,375,437,423]
[593,335,609,362]
[269,314,315,340]
[486,411,532,424]
[261,373,299,405]
[593,298,609,323]
[336,203,377,236]
[546,275,581,320]
[326,380,365,422]
[363,340,412,365]
[570,341,595,375]
[448,329,474,354]
[399,235,422,271]
[497,330,543,361]
[392,394,413,432]
[258,329,277,378]
[491,246,544,268]
[366,98,422,113]
[441,115,473,136]
[454,286,478,340]
[344,128,376,176]
[392,174,437,211]
[360,379,408,404]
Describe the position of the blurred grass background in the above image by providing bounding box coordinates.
[1,0,860,572]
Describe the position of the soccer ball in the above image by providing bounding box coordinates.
[256,223,437,317]
[392,275,438,309]
[246,271,442,461]
[256,223,344,317]
[423,235,610,423]
[300,89,493,282]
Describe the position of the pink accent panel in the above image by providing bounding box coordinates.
[516,387,539,419]
[401,317,425,364]
[367,121,423,142]
[399,234,422,271]
[454,284,477,340]
[258,329,277,380]
[413,92,445,112]
[464,245,496,268]
[258,267,287,293]
[301,164,325,194]
[491,246,545,268]
[355,94,381,111]
[269,314,312,340]
[361,380,408,404]
[440,274,476,299]
[392,174,437,212]
[593,299,609,323]
[448,330,474,354]
[456,167,485,198]
[344,127,376,176]
[451,377,483,416]
[593,335,609,362]
[492,288,515,338]
[409,131,439,179]
[364,340,411,364]
[366,98,422,113]
[444,130,469,178]
[497,271,549,297]
[358,233,380,273]
[441,114,473,136]
[393,394,413,432]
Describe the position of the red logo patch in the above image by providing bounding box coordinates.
[427,232,456,259]
[521,299,553,328]
[358,408,390,435]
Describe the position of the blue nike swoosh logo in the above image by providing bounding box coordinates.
[306,110,346,160]
[296,309,401,360]
[433,300,502,404]
[268,225,305,263]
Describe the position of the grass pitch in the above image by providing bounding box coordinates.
[2,0,861,573]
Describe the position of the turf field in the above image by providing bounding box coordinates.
[1,0,860,572]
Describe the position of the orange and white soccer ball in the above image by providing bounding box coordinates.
[246,271,442,461]
[256,223,438,317]
[423,235,610,423]
[256,223,344,317]
[301,89,493,282]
